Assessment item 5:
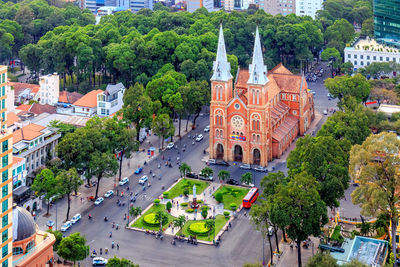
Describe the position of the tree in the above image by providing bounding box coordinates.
[89,152,118,199]
[201,208,208,219]
[241,172,253,186]
[325,74,371,106]
[152,113,175,149]
[274,172,328,267]
[58,168,82,221]
[321,47,342,75]
[129,206,142,220]
[341,62,354,76]
[179,163,191,177]
[324,19,355,53]
[361,18,374,37]
[31,169,60,216]
[218,170,230,183]
[122,83,154,141]
[172,215,186,232]
[201,167,213,178]
[306,252,338,267]
[215,192,223,203]
[49,120,76,138]
[166,201,172,211]
[106,256,139,267]
[58,232,89,265]
[349,132,400,265]
[46,229,63,251]
[204,219,215,240]
[287,135,351,208]
[155,210,168,232]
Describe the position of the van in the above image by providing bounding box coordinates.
[268,226,274,236]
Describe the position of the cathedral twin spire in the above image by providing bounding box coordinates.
[211,24,268,85]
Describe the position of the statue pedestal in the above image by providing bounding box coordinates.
[191,197,199,209]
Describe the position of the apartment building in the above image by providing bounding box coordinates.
[0,65,13,267]
[259,0,295,15]
[296,0,323,18]
[37,74,59,106]
[97,83,125,117]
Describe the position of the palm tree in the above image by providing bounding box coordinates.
[179,163,191,177]
[201,167,213,179]
[218,170,230,183]
[205,219,215,241]
[155,211,167,232]
[173,215,186,233]
[129,206,142,220]
[241,172,253,186]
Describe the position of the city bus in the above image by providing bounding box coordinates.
[242,187,259,208]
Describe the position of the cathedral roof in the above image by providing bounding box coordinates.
[247,26,269,85]
[270,63,293,75]
[211,24,233,82]
[235,69,250,89]
[272,74,307,93]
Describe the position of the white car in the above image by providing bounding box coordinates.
[93,257,108,266]
[119,177,129,186]
[71,214,81,224]
[60,221,72,232]
[207,159,216,165]
[94,197,104,205]
[138,175,148,185]
[323,109,328,115]
[254,166,268,172]
[104,190,114,198]
[167,143,174,149]
[239,164,251,170]
[204,125,210,132]
[196,134,204,142]
[242,182,255,187]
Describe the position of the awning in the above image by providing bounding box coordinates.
[13,186,30,198]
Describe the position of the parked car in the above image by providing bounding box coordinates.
[242,182,255,187]
[167,143,174,149]
[60,221,72,232]
[204,125,210,132]
[119,177,129,186]
[323,109,328,115]
[139,175,148,185]
[93,257,108,266]
[46,220,55,227]
[253,166,267,172]
[71,213,81,224]
[134,167,143,174]
[227,179,239,185]
[268,226,274,236]
[196,134,204,142]
[94,197,104,205]
[216,160,230,166]
[104,190,114,198]
[239,164,251,170]
[186,172,198,179]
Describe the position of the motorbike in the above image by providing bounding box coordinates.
[158,175,162,180]
[104,217,108,222]
[148,182,151,187]
[192,141,195,145]
[152,173,155,178]
[116,225,119,230]
[112,242,115,249]
[158,163,161,169]
[171,239,176,245]
[88,214,92,220]
[109,232,112,238]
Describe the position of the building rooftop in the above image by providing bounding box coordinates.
[8,82,40,96]
[32,113,90,128]
[29,103,57,115]
[73,89,103,108]
[58,91,83,104]
[7,112,20,127]
[104,83,125,95]
[345,38,400,53]
[12,156,24,165]
[377,104,400,115]
[12,206,36,242]
[12,124,47,143]
[16,104,32,112]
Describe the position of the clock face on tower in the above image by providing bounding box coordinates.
[231,115,244,130]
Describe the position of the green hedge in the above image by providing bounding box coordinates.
[154,199,160,205]
[143,213,167,226]
[230,203,238,211]
[189,222,209,236]
[223,211,230,217]
[181,202,188,207]
[186,208,194,213]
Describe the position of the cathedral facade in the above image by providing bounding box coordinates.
[209,26,315,167]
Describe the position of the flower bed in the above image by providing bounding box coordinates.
[131,204,175,231]
[167,178,209,199]
[189,222,209,236]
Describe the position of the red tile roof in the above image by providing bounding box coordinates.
[12,157,24,165]
[272,74,305,93]
[73,89,103,108]
[270,63,293,75]
[59,91,84,104]
[272,115,298,142]
[29,103,57,115]
[8,82,39,96]
[7,112,20,127]
[235,69,250,89]
[16,104,32,112]
[13,124,46,143]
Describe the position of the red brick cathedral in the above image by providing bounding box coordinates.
[209,25,315,167]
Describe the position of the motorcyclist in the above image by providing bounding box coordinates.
[88,214,92,220]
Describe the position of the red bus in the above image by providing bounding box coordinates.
[242,187,259,208]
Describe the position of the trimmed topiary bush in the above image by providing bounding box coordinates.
[183,187,189,196]
[181,202,188,207]
[201,205,209,211]
[186,208,194,213]
[223,211,230,217]
[230,203,238,211]
[166,201,172,211]
[197,200,203,204]
[189,222,209,235]
[154,199,160,205]
[163,192,169,198]
[143,213,168,226]
[215,192,223,203]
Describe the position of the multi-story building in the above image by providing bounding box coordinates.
[73,89,103,117]
[80,0,153,13]
[259,0,295,15]
[344,37,400,71]
[97,83,125,117]
[187,0,214,12]
[37,74,59,106]
[374,0,400,48]
[12,124,61,185]
[209,26,314,166]
[295,0,323,18]
[0,65,13,267]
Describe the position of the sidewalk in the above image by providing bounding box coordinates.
[274,237,320,267]
[36,117,198,228]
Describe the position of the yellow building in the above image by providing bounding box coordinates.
[0,65,13,267]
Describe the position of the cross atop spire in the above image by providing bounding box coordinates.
[247,26,269,85]
[211,24,233,82]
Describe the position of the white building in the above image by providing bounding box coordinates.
[296,0,322,19]
[97,83,125,117]
[5,83,15,113]
[344,38,400,71]
[37,73,60,106]
[73,89,103,117]
[259,0,295,15]
[187,0,214,12]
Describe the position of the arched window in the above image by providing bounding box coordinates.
[257,120,260,130]
[219,116,223,126]
[216,129,219,137]
[215,87,219,100]
[256,90,260,105]
[220,86,223,100]
[257,135,260,143]
[220,130,223,138]
[252,89,255,104]
[252,134,255,142]
[215,115,219,126]
[12,247,23,255]
[252,120,255,130]
[26,240,35,253]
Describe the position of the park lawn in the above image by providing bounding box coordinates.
[167,178,209,199]
[131,204,176,231]
[213,185,249,209]
[179,214,230,241]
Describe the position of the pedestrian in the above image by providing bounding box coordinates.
[128,161,130,168]
[117,190,119,196]
[117,243,119,250]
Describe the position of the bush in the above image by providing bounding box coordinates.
[183,187,189,196]
[163,192,169,198]
[351,230,360,238]
[201,209,208,219]
[201,205,209,211]
[186,208,194,213]
[189,222,209,235]
[181,202,188,207]
[143,213,167,226]
[215,192,223,203]
[223,211,230,217]
[154,199,160,205]
[166,201,172,211]
[197,200,203,204]
[230,203,238,211]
